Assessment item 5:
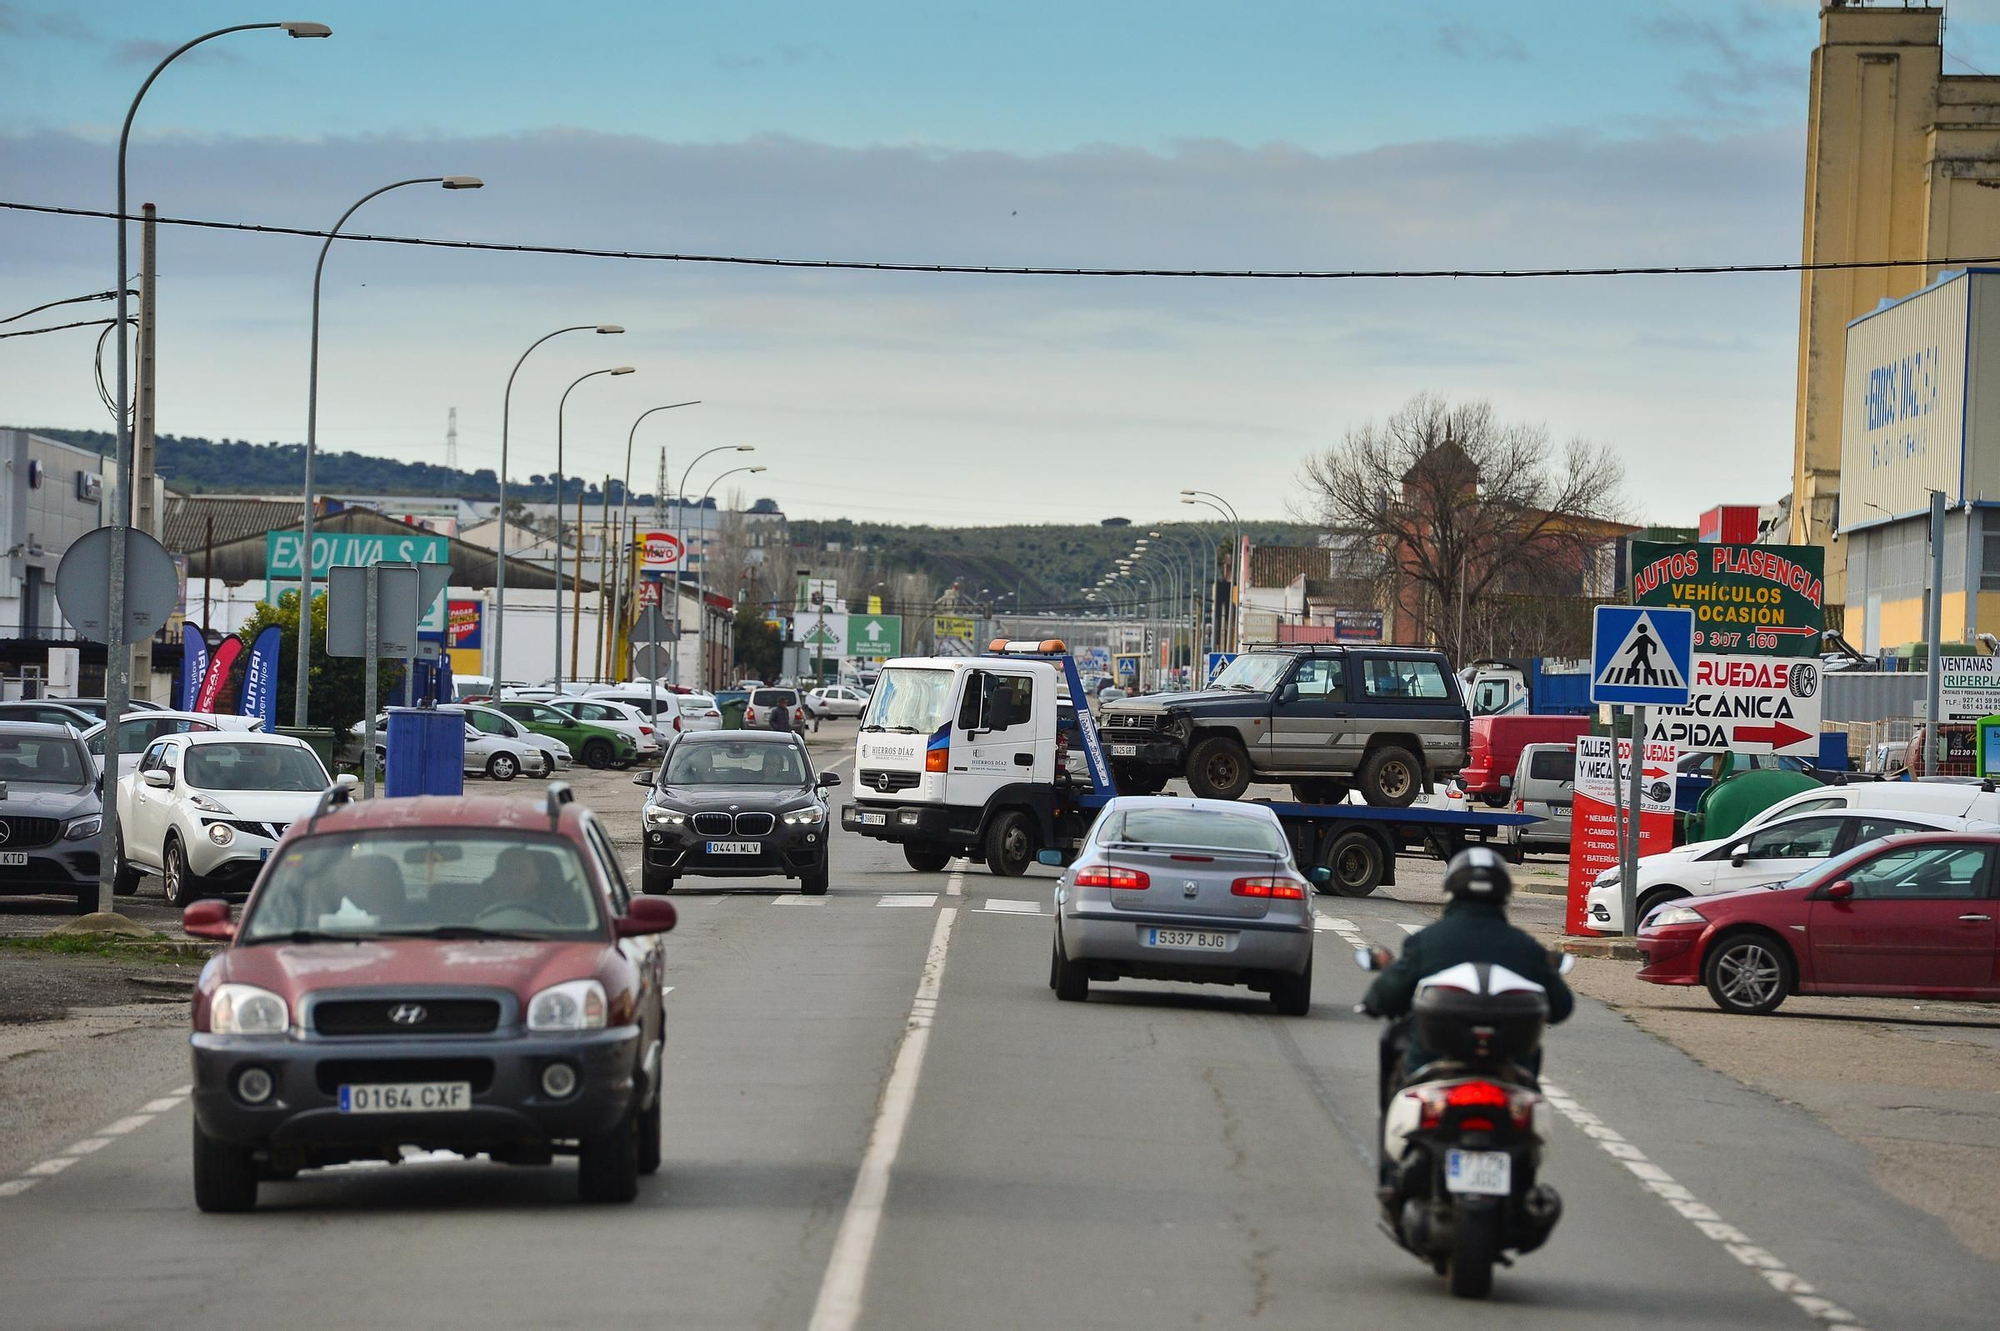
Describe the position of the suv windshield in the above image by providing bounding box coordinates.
[185,742,328,792]
[663,741,808,786]
[240,832,603,941]
[863,667,955,733]
[0,734,89,787]
[1208,653,1293,693]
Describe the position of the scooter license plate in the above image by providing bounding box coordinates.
[1445,1149,1511,1196]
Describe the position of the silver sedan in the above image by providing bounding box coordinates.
[1050,797,1319,1014]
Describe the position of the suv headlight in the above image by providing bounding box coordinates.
[783,807,824,825]
[646,806,687,826]
[210,983,289,1035]
[63,815,102,840]
[188,792,232,814]
[527,979,607,1031]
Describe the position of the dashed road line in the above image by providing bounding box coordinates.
[807,906,959,1331]
[1313,912,1371,950]
[772,894,826,906]
[1540,1080,1871,1331]
[1,1088,190,1201]
[945,870,964,897]
[877,893,938,908]
[977,898,1043,917]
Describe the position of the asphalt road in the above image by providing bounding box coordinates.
[2,755,1996,1330]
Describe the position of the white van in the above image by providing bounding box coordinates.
[839,652,1065,875]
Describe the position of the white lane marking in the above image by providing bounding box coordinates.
[1398,922,1423,935]
[99,1115,153,1136]
[878,893,938,908]
[141,1097,183,1114]
[773,894,826,906]
[1313,910,1370,949]
[945,870,964,898]
[24,1158,76,1176]
[807,906,959,1331]
[1540,1081,1871,1331]
[63,1138,112,1156]
[0,1180,37,1197]
[172,1084,192,1095]
[979,899,1042,915]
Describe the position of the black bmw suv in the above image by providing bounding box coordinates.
[633,731,839,895]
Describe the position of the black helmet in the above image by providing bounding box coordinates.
[1443,845,1512,902]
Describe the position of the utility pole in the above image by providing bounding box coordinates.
[445,407,458,472]
[570,489,586,681]
[595,474,610,681]
[1926,489,1947,775]
[129,203,161,703]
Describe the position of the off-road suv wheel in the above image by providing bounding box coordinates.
[1186,736,1251,800]
[1358,746,1421,807]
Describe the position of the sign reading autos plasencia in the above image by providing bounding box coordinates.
[1631,541,1825,657]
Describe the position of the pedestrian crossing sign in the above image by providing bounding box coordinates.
[1590,606,1694,707]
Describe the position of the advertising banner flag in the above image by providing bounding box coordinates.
[239,626,282,731]
[195,635,244,715]
[181,623,209,711]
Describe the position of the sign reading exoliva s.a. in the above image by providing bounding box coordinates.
[1630,541,1826,658]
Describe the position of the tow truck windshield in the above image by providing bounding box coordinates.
[862,667,955,734]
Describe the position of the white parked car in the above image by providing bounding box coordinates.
[1583,806,1995,934]
[112,731,343,906]
[806,685,870,719]
[83,710,261,778]
[552,698,662,760]
[461,704,572,772]
[678,691,724,732]
[580,686,687,733]
[459,722,549,781]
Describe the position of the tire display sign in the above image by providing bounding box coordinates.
[1630,541,1825,658]
[1566,736,1676,936]
[1642,655,1822,756]
[1940,656,2000,723]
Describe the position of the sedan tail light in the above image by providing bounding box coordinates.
[1231,876,1306,899]
[1074,866,1149,889]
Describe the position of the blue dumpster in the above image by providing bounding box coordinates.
[385,706,467,797]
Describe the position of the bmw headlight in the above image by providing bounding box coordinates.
[209,983,289,1036]
[646,806,687,826]
[1645,904,1706,929]
[783,807,825,826]
[63,815,102,840]
[527,979,607,1032]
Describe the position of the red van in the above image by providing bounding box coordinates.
[1459,715,1593,806]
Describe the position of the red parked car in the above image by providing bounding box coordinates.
[1636,831,2000,1015]
[183,783,676,1211]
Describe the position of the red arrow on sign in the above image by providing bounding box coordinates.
[1733,721,1811,749]
[1756,626,1821,638]
[1641,766,1670,780]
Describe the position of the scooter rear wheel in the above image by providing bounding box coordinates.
[1446,1200,1498,1299]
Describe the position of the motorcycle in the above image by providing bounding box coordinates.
[1354,946,1572,1299]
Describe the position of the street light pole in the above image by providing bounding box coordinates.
[1182,492,1242,650]
[494,324,623,687]
[103,19,328,914]
[554,366,635,685]
[614,402,699,681]
[693,464,766,690]
[671,444,754,686]
[294,174,482,726]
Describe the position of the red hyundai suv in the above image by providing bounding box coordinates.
[1636,831,2000,1014]
[183,783,675,1211]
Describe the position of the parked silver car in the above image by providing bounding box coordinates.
[1499,742,1575,859]
[1051,797,1319,1014]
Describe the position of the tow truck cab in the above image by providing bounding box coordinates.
[839,641,1111,876]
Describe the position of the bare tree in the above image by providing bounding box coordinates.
[1298,393,1628,665]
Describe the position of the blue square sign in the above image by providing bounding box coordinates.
[1591,606,1695,707]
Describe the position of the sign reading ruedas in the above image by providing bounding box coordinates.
[1644,655,1822,756]
[1630,540,1825,658]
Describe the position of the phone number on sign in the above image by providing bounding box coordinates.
[1694,630,1791,651]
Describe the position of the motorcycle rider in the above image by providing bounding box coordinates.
[1361,845,1574,1110]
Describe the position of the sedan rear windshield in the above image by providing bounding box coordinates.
[1100,807,1288,855]
[185,743,329,792]
[240,832,603,942]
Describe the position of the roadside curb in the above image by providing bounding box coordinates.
[1561,936,1642,962]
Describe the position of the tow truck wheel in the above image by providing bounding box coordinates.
[1186,737,1251,801]
[984,810,1035,877]
[1323,830,1385,897]
[903,844,951,873]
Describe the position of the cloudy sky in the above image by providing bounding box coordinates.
[6,0,2000,527]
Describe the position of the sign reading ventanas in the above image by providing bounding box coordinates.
[1630,540,1826,658]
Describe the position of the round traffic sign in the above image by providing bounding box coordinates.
[54,526,179,644]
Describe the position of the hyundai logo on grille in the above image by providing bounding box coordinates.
[388,1003,428,1026]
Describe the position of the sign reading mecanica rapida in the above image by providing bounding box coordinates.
[1630,541,1826,658]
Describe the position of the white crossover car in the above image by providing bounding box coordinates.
[112,731,342,906]
[553,698,662,760]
